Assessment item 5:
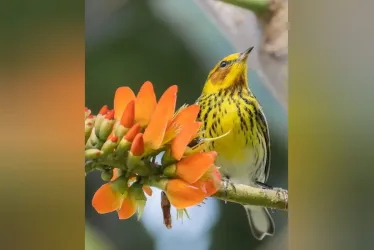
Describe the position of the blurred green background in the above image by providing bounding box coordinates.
[85,0,288,249]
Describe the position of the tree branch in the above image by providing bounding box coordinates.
[220,0,270,14]
[213,183,288,211]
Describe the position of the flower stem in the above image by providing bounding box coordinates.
[146,176,168,191]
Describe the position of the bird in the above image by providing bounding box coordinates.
[195,47,275,240]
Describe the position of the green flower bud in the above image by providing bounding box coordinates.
[101,136,119,156]
[114,124,129,140]
[85,149,103,159]
[127,152,142,173]
[116,137,131,155]
[98,119,115,141]
[161,149,175,166]
[85,116,94,143]
[162,164,176,178]
[101,169,113,181]
[85,107,91,119]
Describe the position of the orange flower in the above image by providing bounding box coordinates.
[163,105,199,142]
[143,85,178,150]
[124,123,141,142]
[117,191,137,220]
[92,183,122,214]
[165,179,207,209]
[193,166,222,196]
[155,104,201,160]
[120,100,135,128]
[135,81,157,127]
[164,151,217,184]
[130,133,144,156]
[114,87,135,120]
[171,122,201,160]
[88,81,224,221]
[143,185,153,196]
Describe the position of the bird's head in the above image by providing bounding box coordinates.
[202,47,254,94]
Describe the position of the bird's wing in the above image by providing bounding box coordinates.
[257,105,271,182]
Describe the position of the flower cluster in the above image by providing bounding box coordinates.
[85,81,222,221]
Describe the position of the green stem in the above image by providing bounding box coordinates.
[146,176,168,191]
[213,183,288,210]
[220,0,270,14]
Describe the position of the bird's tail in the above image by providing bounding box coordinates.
[243,205,275,240]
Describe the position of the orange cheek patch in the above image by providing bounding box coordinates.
[210,68,230,85]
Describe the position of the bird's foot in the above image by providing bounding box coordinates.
[222,175,236,204]
[256,181,277,213]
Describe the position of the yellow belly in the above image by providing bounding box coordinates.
[205,102,252,163]
[201,100,266,184]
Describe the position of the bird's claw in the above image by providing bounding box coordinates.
[255,181,273,190]
[222,176,236,204]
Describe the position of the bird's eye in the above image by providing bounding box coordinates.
[220,61,227,68]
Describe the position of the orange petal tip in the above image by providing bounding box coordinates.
[130,133,144,156]
[135,81,157,127]
[171,122,201,160]
[143,85,178,150]
[92,183,122,214]
[172,104,200,126]
[120,100,135,128]
[114,87,136,120]
[111,136,119,143]
[105,110,115,120]
[142,185,153,196]
[99,105,109,115]
[111,169,119,181]
[124,123,141,142]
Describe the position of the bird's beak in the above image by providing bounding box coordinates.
[238,46,254,62]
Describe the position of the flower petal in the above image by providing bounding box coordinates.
[193,166,222,196]
[172,104,200,126]
[120,100,135,128]
[99,105,109,115]
[105,110,115,120]
[171,122,201,160]
[166,179,206,209]
[92,183,122,214]
[124,123,141,142]
[114,87,135,120]
[117,195,137,220]
[130,133,144,156]
[143,85,178,150]
[111,169,119,181]
[176,152,217,184]
[163,104,200,145]
[142,185,153,196]
[135,81,157,127]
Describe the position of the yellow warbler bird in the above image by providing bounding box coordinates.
[196,47,275,240]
